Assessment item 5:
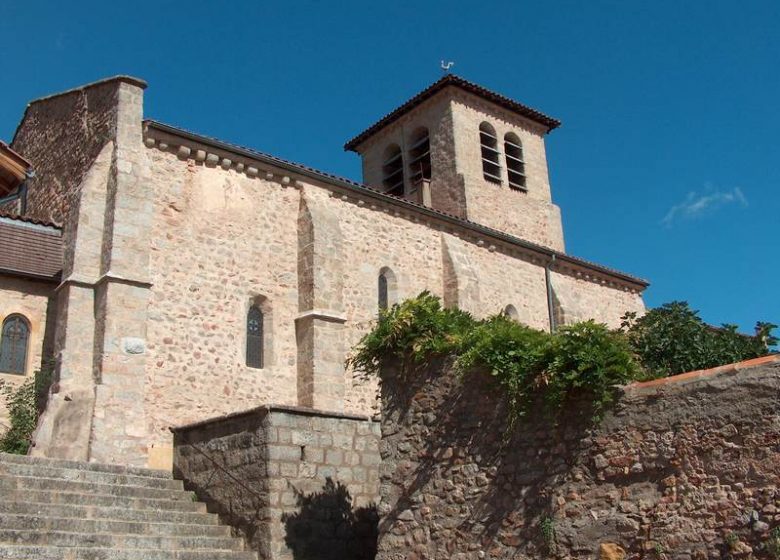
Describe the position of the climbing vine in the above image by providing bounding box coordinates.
[348,292,643,423]
[0,362,53,454]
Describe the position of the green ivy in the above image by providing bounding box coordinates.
[0,363,53,455]
[349,294,776,427]
[348,293,643,423]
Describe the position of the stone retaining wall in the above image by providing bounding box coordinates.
[377,355,780,560]
[172,405,381,560]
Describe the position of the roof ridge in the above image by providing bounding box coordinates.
[344,74,561,151]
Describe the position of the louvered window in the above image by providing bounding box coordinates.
[408,128,431,185]
[0,315,30,375]
[505,133,526,190]
[246,306,263,369]
[479,123,501,183]
[382,144,405,197]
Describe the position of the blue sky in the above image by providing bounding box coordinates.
[1,1,777,335]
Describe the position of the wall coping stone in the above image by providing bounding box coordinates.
[170,403,373,434]
[625,353,779,393]
[294,309,347,324]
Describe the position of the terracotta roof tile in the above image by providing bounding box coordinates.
[0,216,62,280]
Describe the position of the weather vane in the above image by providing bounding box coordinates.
[440,60,455,74]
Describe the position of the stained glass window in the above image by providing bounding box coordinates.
[246,306,263,369]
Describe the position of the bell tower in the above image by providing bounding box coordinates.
[345,75,566,251]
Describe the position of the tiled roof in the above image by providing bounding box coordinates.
[344,74,562,152]
[0,215,62,280]
[0,211,61,229]
[145,120,648,290]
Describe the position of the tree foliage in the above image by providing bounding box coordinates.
[621,302,776,378]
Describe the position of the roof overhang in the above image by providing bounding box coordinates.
[344,74,562,152]
[0,141,32,196]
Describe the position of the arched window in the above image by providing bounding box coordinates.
[408,128,431,185]
[502,305,520,322]
[378,267,397,312]
[382,144,404,197]
[0,314,30,375]
[246,305,264,369]
[479,122,501,184]
[504,133,526,190]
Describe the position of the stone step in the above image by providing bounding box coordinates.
[0,546,257,560]
[0,529,243,551]
[0,488,207,512]
[0,513,231,537]
[0,460,184,490]
[0,501,218,526]
[0,475,194,501]
[0,453,172,479]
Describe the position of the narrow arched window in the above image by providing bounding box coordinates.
[479,122,501,184]
[408,128,431,185]
[503,305,519,322]
[504,133,526,190]
[378,274,388,312]
[382,144,405,197]
[378,267,397,313]
[246,305,264,369]
[0,314,30,375]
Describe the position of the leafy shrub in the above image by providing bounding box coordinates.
[455,314,551,422]
[349,293,643,423]
[347,291,473,374]
[545,321,642,417]
[0,364,53,454]
[622,302,776,378]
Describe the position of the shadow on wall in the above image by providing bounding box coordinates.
[283,477,378,560]
[379,356,622,557]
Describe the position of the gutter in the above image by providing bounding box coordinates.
[144,120,649,292]
[546,254,557,333]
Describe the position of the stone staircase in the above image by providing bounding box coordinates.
[0,452,257,560]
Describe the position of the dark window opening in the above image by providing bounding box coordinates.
[408,128,431,185]
[378,273,388,312]
[246,305,264,369]
[479,122,501,184]
[505,133,526,190]
[0,314,30,375]
[382,144,405,197]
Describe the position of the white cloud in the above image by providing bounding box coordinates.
[661,186,748,227]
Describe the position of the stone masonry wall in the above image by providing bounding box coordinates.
[172,405,381,560]
[10,78,140,225]
[139,133,644,469]
[377,355,780,560]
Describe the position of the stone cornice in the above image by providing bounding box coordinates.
[294,309,348,324]
[142,120,648,294]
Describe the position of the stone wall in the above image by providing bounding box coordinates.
[10,77,144,225]
[172,405,381,560]
[140,130,644,469]
[377,355,780,560]
[0,276,56,430]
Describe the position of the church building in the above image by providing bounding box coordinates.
[0,74,647,470]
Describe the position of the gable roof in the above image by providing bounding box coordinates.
[0,214,62,281]
[344,74,561,152]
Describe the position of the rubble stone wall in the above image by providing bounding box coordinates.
[172,405,381,560]
[377,355,780,560]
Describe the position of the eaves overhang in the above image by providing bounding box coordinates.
[143,120,649,292]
